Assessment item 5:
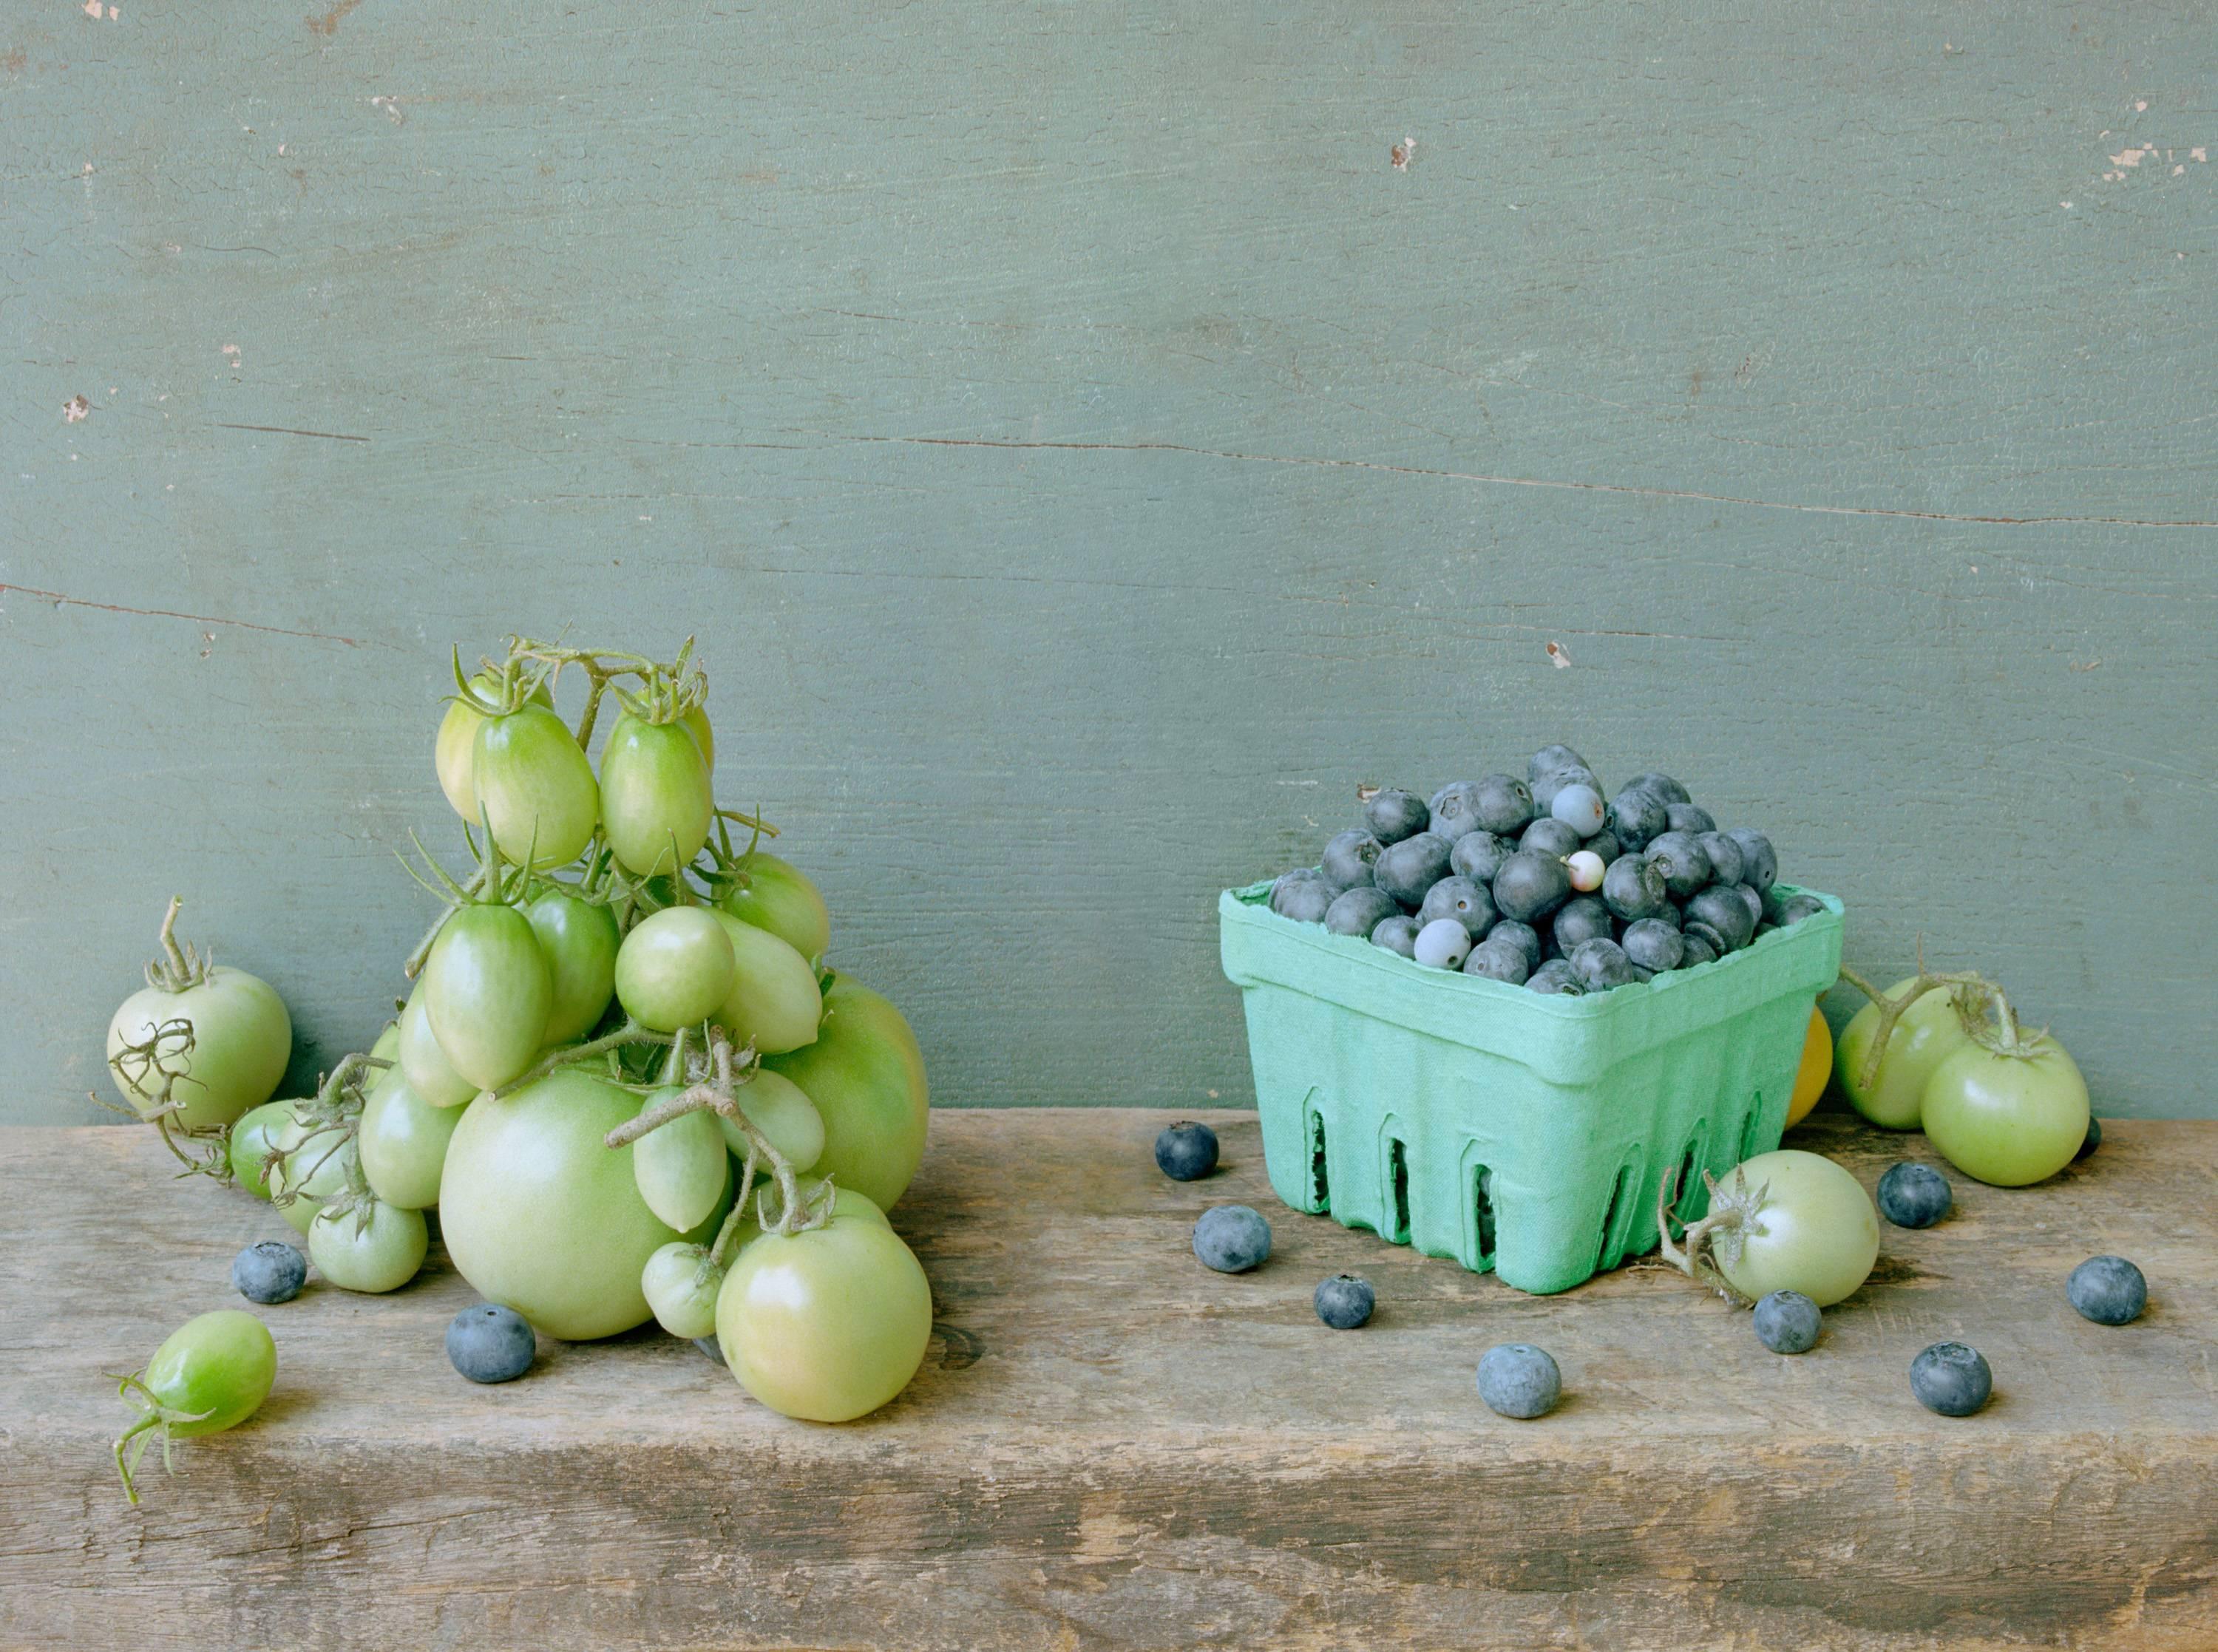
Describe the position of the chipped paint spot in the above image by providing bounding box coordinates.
[308,0,367,37]
[2110,148,2146,169]
[2136,100,2149,112]
[61,395,89,424]
[1545,640,1573,669]
[369,94,405,126]
[82,0,100,16]
[2176,165,2186,176]
[1390,136,1414,171]
[2061,200,2073,209]
[2194,148,2209,163]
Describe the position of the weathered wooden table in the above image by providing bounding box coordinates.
[3,1111,2211,1650]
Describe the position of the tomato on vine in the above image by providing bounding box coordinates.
[106,897,291,1137]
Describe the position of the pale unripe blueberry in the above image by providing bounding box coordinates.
[1564,849,1605,892]
[1413,917,1473,970]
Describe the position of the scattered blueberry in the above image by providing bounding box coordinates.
[1325,885,1401,937]
[1527,744,1588,782]
[1620,917,1685,973]
[1449,830,1516,884]
[447,1302,537,1384]
[1621,770,1690,805]
[1476,1343,1561,1418]
[2077,1115,2102,1160]
[1154,1120,1221,1181]
[1370,914,1421,957]
[1695,830,1745,888]
[1270,871,1334,923]
[1426,781,1487,843]
[1751,1290,1822,1354]
[1417,875,1498,939]
[1601,853,1670,922]
[1320,829,1383,891]
[1314,1274,1375,1329]
[1570,937,1638,991]
[1726,828,1777,892]
[231,1240,308,1305]
[2066,1256,2146,1325]
[1492,849,1573,922]
[1876,1161,1952,1228]
[1665,801,1717,835]
[1193,1205,1273,1273]
[1550,782,1607,837]
[1374,832,1454,905]
[1518,816,1583,859]
[1910,1341,1992,1416]
[1414,917,1474,970]
[1489,920,1542,971]
[1364,788,1430,846]
[1473,772,1536,835]
[1462,937,1530,984]
[1643,831,1713,899]
[1606,787,1669,853]
[1550,894,1614,953]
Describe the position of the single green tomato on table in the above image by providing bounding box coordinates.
[764,976,929,1213]
[1921,1036,2089,1187]
[435,670,552,821]
[112,1309,277,1505]
[523,881,621,1044]
[470,701,600,870]
[1695,1149,1879,1308]
[719,851,830,964]
[399,989,479,1108]
[421,903,554,1093]
[599,713,716,877]
[614,907,736,1032]
[1834,977,1973,1130]
[358,1065,467,1211]
[308,1198,430,1294]
[708,911,821,1056]
[106,903,291,1133]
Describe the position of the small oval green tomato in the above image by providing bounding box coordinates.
[631,1093,730,1231]
[435,671,553,821]
[114,1309,277,1505]
[308,1198,429,1294]
[642,1242,724,1339]
[764,976,929,1212]
[524,882,620,1044]
[269,1118,358,1235]
[107,968,291,1132]
[471,701,600,869]
[1835,979,1973,1130]
[614,908,735,1032]
[399,990,478,1108]
[716,1212,933,1421]
[227,1098,297,1200]
[1701,1149,1879,1308]
[720,852,830,963]
[1922,1036,2089,1187]
[439,1067,730,1340]
[709,912,821,1056]
[369,1020,401,1064]
[422,905,553,1092]
[358,1066,466,1210]
[600,715,714,877]
[715,1068,825,1174]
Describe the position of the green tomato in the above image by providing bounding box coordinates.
[439,1067,730,1340]
[680,704,715,771]
[268,1117,357,1235]
[523,882,620,1044]
[600,715,714,878]
[709,911,821,1056]
[358,1066,465,1210]
[1703,1149,1879,1308]
[641,1241,723,1339]
[368,1021,401,1064]
[227,1098,297,1200]
[716,1212,932,1421]
[471,701,599,869]
[399,989,478,1108]
[308,1199,429,1294]
[721,1175,889,1257]
[421,905,553,1092]
[1922,1037,2089,1187]
[435,671,552,821]
[631,1092,731,1231]
[764,976,929,1212]
[614,908,735,1032]
[1834,977,1974,1130]
[720,852,830,963]
[106,965,291,1132]
[114,1309,276,1505]
[715,1068,825,1174]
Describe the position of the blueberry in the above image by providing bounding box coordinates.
[1751,1290,1822,1354]
[1463,772,1530,835]
[1417,875,1498,939]
[1775,892,1827,926]
[1270,870,1334,923]
[1462,938,1530,985]
[231,1240,308,1305]
[693,1334,724,1364]
[1320,829,1383,891]
[1492,850,1573,923]
[1683,883,1757,951]
[1550,783,1607,837]
[1621,770,1691,806]
[1476,1343,1561,1418]
[2067,1256,2147,1325]
[1876,1161,1951,1228]
[1570,937,1638,991]
[1620,917,1685,973]
[1550,894,1613,953]
[1314,1274,1376,1329]
[1726,828,1777,892]
[1449,830,1516,884]
[1193,1205,1272,1273]
[1727,882,1766,934]
[1413,917,1474,970]
[1607,787,1669,854]
[1678,931,1720,968]
[1585,828,1624,865]
[1531,766,1601,812]
[1324,886,1401,937]
[1426,781,1488,843]
[1682,919,1729,957]
[1601,853,1669,922]
[1527,744,1589,783]
[1154,1120,1221,1181]
[1910,1341,1991,1416]
[1519,816,1583,858]
[1526,959,1584,994]
[1489,919,1542,971]
[1364,788,1431,846]
[1374,832,1454,906]
[2077,1115,2102,1160]
[1643,832,1713,899]
[1371,914,1421,957]
[447,1302,537,1384]
[1695,831,1745,887]
[1665,802,1716,835]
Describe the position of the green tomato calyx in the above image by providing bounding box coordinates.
[141,895,215,993]
[112,1369,219,1506]
[1656,1165,1772,1308]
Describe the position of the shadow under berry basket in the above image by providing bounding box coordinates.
[1218,881,1845,1294]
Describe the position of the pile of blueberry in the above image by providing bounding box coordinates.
[1266,745,1825,993]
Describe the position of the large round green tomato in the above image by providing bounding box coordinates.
[422,905,552,1092]
[1834,978,1973,1130]
[716,1067,825,1173]
[523,883,620,1044]
[720,852,830,963]
[764,976,929,1211]
[600,715,714,878]
[436,671,552,820]
[228,1098,296,1200]
[399,990,478,1108]
[471,702,599,870]
[716,1212,932,1421]
[1922,1039,2089,1187]
[1705,1149,1879,1308]
[614,908,735,1032]
[439,1067,730,1340]
[708,911,820,1055]
[359,1066,465,1210]
[308,1199,429,1294]
[269,1116,356,1236]
[106,967,291,1132]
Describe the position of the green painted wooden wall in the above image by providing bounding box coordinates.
[5,2,2214,1125]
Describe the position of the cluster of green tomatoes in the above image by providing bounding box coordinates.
[104,637,936,1495]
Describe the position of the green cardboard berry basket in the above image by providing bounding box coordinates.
[1218,880,1844,1294]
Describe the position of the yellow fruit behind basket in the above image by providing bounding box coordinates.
[1785,1005,1831,1127]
